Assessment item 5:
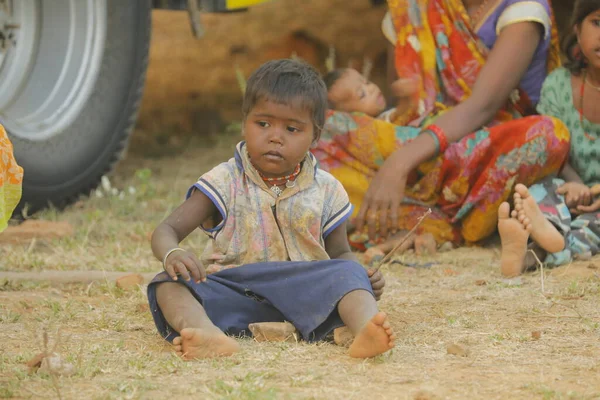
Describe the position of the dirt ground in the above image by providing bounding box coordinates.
[1,132,600,400]
[2,2,600,399]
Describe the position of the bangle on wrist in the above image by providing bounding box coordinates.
[162,247,186,268]
[425,124,449,153]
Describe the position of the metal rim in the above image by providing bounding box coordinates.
[0,0,106,141]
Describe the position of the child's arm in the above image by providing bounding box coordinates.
[325,221,385,300]
[557,163,593,212]
[152,190,218,282]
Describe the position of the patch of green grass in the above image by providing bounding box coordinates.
[0,309,21,323]
[207,372,279,400]
[523,383,598,400]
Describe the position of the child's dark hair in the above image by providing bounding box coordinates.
[563,0,600,74]
[323,68,348,108]
[242,59,327,140]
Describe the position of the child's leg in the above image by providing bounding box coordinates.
[564,211,600,260]
[514,181,567,254]
[155,282,240,359]
[337,289,395,358]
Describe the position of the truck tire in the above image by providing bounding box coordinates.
[0,0,151,212]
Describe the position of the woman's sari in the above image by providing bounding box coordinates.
[313,0,570,246]
[0,124,23,232]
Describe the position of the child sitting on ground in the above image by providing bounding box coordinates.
[324,68,417,123]
[498,0,600,277]
[147,59,395,359]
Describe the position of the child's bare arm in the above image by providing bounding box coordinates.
[560,163,584,184]
[325,222,385,300]
[152,190,218,281]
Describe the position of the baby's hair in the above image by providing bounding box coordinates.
[242,59,327,141]
[323,68,348,108]
[563,0,600,74]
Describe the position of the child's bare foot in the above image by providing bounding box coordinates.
[514,184,564,253]
[173,328,240,360]
[348,312,395,358]
[498,202,529,278]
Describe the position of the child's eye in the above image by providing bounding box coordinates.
[257,121,270,128]
[594,19,600,26]
[287,126,300,133]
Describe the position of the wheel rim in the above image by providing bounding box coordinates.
[0,0,106,141]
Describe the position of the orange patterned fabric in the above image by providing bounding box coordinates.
[0,124,23,232]
[312,0,569,246]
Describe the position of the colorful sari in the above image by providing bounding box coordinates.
[313,0,570,245]
[0,124,23,232]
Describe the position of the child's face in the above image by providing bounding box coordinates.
[328,69,386,116]
[243,98,315,178]
[578,10,600,70]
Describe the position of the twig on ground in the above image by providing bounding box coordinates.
[374,208,432,271]
[528,249,545,294]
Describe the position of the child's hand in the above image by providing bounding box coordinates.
[556,182,593,211]
[164,250,206,283]
[367,268,385,300]
[576,197,600,214]
[391,78,419,99]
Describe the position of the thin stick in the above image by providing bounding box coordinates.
[374,208,432,271]
[528,249,545,294]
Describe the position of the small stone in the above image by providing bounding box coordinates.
[438,242,454,253]
[413,390,439,400]
[475,279,488,286]
[248,322,298,342]
[531,331,542,340]
[115,274,144,290]
[587,263,598,270]
[135,303,150,313]
[26,353,46,373]
[0,220,74,244]
[333,326,354,347]
[40,353,75,376]
[415,233,437,256]
[446,343,469,357]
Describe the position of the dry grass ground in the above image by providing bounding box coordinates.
[1,131,600,400]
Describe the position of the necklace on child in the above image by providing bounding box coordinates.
[579,70,599,141]
[258,164,301,197]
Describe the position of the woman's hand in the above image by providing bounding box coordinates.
[556,182,592,212]
[367,268,385,300]
[355,152,409,239]
[164,250,206,283]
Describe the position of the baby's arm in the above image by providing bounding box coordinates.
[325,222,385,300]
[152,190,218,281]
[557,164,593,211]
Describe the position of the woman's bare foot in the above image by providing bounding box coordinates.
[498,202,530,278]
[348,312,395,358]
[173,328,240,360]
[514,184,565,253]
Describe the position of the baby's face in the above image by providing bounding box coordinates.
[328,69,386,116]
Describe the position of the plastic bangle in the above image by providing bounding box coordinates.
[426,124,449,153]
[162,247,186,268]
[422,130,440,157]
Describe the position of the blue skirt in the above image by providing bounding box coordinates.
[147,259,373,343]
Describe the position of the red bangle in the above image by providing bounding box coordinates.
[426,124,448,153]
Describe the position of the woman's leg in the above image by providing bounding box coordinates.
[155,282,240,359]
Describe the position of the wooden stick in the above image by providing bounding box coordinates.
[373,208,432,271]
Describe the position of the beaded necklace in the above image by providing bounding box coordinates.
[257,163,301,197]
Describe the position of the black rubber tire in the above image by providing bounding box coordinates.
[9,0,151,212]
